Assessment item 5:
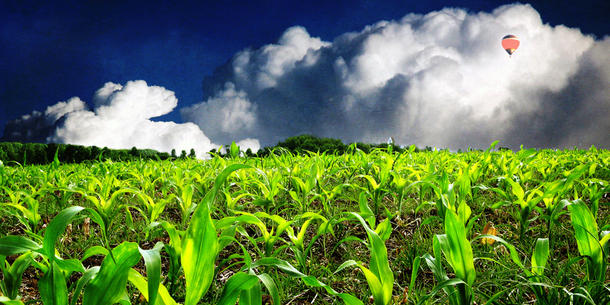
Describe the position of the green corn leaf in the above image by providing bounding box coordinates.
[230,141,240,159]
[506,178,524,203]
[531,238,550,276]
[337,212,393,305]
[457,201,471,225]
[471,234,525,270]
[182,164,251,305]
[375,218,392,242]
[148,221,182,255]
[81,246,110,262]
[256,273,279,305]
[408,256,421,301]
[253,258,363,305]
[43,206,106,260]
[600,231,610,249]
[69,267,99,305]
[486,141,500,152]
[360,175,380,191]
[54,258,84,274]
[2,252,33,299]
[417,278,465,305]
[127,269,178,305]
[39,260,68,305]
[430,236,450,284]
[443,209,476,286]
[182,206,217,305]
[0,296,25,305]
[568,200,604,282]
[217,272,260,305]
[239,280,262,305]
[359,264,385,305]
[358,192,375,227]
[138,242,164,305]
[205,164,252,210]
[82,242,142,305]
[0,236,41,256]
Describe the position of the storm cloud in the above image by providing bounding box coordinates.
[183,4,608,149]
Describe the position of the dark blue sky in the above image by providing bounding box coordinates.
[1,0,608,137]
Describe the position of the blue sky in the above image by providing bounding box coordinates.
[1,0,608,151]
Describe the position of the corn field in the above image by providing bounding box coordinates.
[0,144,609,305]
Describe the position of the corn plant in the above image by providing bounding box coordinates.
[0,206,108,304]
[250,168,285,212]
[568,199,609,283]
[584,178,608,219]
[214,210,358,304]
[422,208,475,305]
[288,163,319,213]
[285,212,334,272]
[355,153,394,215]
[336,212,394,305]
[180,163,251,305]
[0,252,32,301]
[1,187,43,236]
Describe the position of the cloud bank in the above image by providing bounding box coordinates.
[183,4,609,149]
[3,4,608,152]
[2,81,259,158]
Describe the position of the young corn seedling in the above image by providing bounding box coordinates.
[422,208,475,305]
[488,176,542,241]
[181,163,251,305]
[285,212,334,272]
[218,256,363,305]
[336,212,394,305]
[568,199,609,284]
[214,210,356,305]
[355,156,393,216]
[288,164,318,214]
[0,252,33,301]
[0,206,116,305]
[1,187,43,235]
[250,168,284,212]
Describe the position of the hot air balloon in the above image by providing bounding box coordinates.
[501,35,520,57]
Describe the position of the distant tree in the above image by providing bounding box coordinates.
[130,146,139,158]
[65,144,81,163]
[158,152,170,160]
[101,147,110,161]
[180,150,187,159]
[90,146,101,160]
[27,143,47,164]
[188,148,197,158]
[4,142,23,162]
[276,134,346,155]
[171,149,177,159]
[0,147,6,162]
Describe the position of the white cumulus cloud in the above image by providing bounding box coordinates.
[184,3,609,149]
[4,80,260,158]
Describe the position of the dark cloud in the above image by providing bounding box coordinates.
[502,37,610,149]
[183,4,608,149]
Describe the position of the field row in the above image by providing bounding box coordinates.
[0,146,608,304]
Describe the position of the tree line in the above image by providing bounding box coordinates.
[0,142,173,165]
[0,135,430,165]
